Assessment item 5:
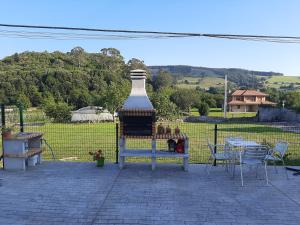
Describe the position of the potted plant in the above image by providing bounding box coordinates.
[2,127,13,139]
[89,149,105,167]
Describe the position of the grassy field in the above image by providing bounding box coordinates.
[261,75,300,89]
[266,76,300,83]
[190,108,257,118]
[176,75,300,90]
[1,121,299,165]
[1,108,299,165]
[177,77,225,89]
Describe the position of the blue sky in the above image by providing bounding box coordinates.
[0,0,300,75]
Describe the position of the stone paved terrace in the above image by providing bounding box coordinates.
[0,162,300,225]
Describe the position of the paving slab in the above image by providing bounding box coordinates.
[0,162,299,225]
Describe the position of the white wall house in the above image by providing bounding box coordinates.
[71,106,113,122]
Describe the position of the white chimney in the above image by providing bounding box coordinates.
[123,69,154,110]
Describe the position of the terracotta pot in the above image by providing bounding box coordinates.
[3,131,12,139]
[166,126,171,135]
[157,123,165,134]
[175,126,180,135]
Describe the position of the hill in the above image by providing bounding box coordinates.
[0,48,137,111]
[176,77,225,89]
[149,65,283,88]
[149,65,282,77]
[263,75,300,90]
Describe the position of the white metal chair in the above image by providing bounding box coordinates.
[225,136,244,142]
[239,146,269,186]
[224,136,245,176]
[265,141,289,178]
[206,141,232,175]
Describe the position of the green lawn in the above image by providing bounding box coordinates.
[1,121,299,165]
[267,76,300,83]
[176,75,300,90]
[190,108,256,118]
[261,75,300,89]
[2,107,299,165]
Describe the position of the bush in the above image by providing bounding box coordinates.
[197,102,209,116]
[151,91,178,119]
[43,101,72,123]
[16,94,31,109]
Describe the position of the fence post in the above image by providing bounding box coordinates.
[19,105,24,132]
[214,124,218,166]
[1,104,5,168]
[115,123,119,164]
[1,104,5,129]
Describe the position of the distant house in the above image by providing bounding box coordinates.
[71,106,113,122]
[228,90,276,112]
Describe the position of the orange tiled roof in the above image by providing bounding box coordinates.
[231,90,268,97]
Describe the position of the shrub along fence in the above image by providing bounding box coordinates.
[1,105,300,166]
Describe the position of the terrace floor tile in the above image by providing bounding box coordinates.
[0,162,299,225]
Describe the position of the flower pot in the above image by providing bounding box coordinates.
[3,131,12,139]
[175,126,180,135]
[96,157,105,167]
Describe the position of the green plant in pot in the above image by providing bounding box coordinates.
[89,149,105,167]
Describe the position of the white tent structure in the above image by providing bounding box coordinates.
[71,106,113,122]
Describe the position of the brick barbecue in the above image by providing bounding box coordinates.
[118,70,156,138]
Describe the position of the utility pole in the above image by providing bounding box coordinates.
[224,75,228,118]
[252,71,254,89]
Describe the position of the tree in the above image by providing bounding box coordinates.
[70,46,85,68]
[16,94,31,109]
[196,102,209,116]
[126,58,151,81]
[70,46,84,55]
[198,93,217,108]
[28,86,43,107]
[100,48,123,61]
[43,100,72,123]
[153,70,174,90]
[170,89,198,112]
[264,88,286,104]
[212,94,224,108]
[151,91,178,119]
[285,91,300,110]
[69,89,92,109]
[103,81,130,114]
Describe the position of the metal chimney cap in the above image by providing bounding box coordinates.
[130,69,147,76]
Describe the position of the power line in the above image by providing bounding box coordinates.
[0,23,300,43]
[0,23,202,36]
[0,29,190,41]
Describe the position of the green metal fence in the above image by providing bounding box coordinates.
[1,106,300,165]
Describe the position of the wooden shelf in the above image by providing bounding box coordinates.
[120,150,153,157]
[119,149,188,158]
[122,133,188,140]
[156,150,189,158]
[119,134,189,171]
[4,148,42,159]
[4,132,43,140]
[155,133,187,140]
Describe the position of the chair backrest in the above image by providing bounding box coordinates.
[208,143,215,156]
[225,136,243,142]
[274,141,288,157]
[243,146,268,161]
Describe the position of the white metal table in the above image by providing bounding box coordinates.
[225,139,262,177]
[226,139,261,148]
